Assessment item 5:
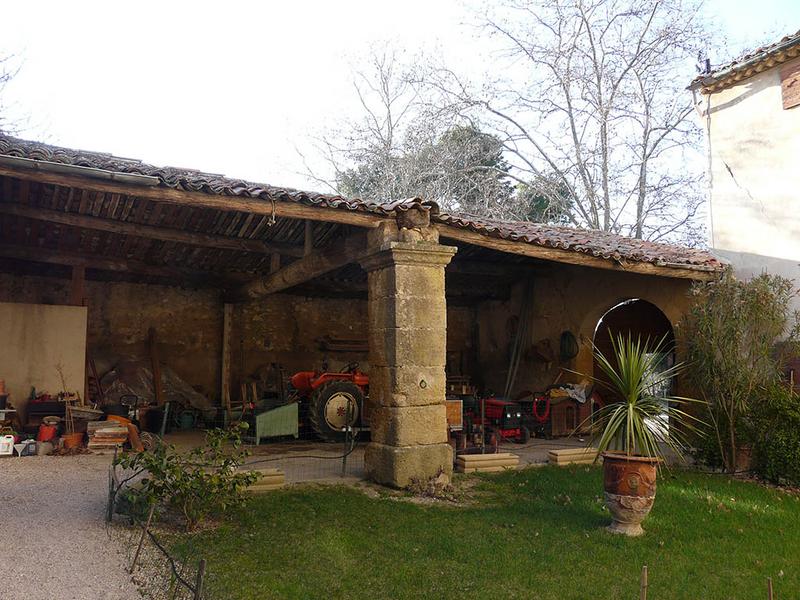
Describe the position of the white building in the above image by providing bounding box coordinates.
[690,31,800,315]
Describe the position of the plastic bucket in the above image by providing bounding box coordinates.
[179,411,195,430]
[62,432,84,449]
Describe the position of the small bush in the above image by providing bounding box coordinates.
[753,385,800,485]
[115,424,259,529]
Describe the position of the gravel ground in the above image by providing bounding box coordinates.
[0,453,141,600]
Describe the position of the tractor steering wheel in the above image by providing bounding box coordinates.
[345,362,360,373]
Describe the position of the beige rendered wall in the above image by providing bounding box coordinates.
[0,302,87,417]
[701,65,800,313]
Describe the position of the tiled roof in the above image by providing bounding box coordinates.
[435,213,722,269]
[690,30,800,93]
[0,134,433,218]
[0,134,723,272]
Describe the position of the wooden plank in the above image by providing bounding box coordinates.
[237,233,367,299]
[437,225,718,281]
[456,452,518,463]
[148,328,164,406]
[70,264,86,306]
[0,201,304,256]
[457,460,520,469]
[456,464,518,474]
[0,242,241,286]
[304,220,314,255]
[221,303,233,422]
[0,165,388,228]
[247,483,285,493]
[548,447,599,458]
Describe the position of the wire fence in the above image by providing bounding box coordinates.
[106,421,365,600]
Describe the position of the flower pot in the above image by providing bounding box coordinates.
[601,452,659,536]
[61,432,84,449]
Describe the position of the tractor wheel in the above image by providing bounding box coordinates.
[516,426,531,444]
[309,380,363,443]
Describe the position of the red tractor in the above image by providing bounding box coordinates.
[464,397,531,444]
[289,363,369,442]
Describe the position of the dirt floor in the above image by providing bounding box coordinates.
[0,453,140,600]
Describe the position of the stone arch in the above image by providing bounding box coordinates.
[573,295,679,379]
[589,299,676,406]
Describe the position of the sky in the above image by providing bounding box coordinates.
[2,0,799,193]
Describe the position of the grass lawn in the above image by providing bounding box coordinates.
[173,466,800,599]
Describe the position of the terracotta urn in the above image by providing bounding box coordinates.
[601,452,659,536]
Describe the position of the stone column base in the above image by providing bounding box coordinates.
[365,442,453,488]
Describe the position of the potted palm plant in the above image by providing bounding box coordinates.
[580,333,702,536]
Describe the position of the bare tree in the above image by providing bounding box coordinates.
[425,0,709,244]
[0,54,20,134]
[302,49,524,220]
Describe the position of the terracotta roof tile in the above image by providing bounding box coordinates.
[690,30,800,92]
[0,135,723,272]
[435,213,722,269]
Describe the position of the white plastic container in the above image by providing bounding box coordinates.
[0,434,14,456]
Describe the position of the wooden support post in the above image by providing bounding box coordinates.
[221,303,233,422]
[304,220,314,256]
[148,328,164,406]
[70,264,86,306]
[639,565,648,600]
[194,559,206,600]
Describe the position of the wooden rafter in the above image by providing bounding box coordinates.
[0,201,304,257]
[0,242,243,286]
[0,166,387,228]
[437,225,718,281]
[236,233,368,300]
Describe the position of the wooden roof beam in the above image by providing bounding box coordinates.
[437,225,719,281]
[0,165,388,228]
[0,202,305,257]
[0,242,244,287]
[236,232,368,300]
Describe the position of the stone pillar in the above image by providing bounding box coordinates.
[360,222,457,488]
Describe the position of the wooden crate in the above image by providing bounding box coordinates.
[445,399,463,430]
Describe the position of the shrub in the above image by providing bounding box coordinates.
[682,272,798,473]
[115,424,259,529]
[752,384,800,485]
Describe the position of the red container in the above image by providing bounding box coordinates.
[37,424,58,442]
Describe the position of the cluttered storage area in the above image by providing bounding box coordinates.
[0,137,715,481]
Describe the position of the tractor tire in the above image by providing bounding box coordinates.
[516,426,531,444]
[309,380,363,443]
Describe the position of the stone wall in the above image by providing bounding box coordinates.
[0,260,695,415]
[474,264,693,397]
[0,272,474,408]
[0,273,223,398]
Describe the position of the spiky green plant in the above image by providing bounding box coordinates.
[581,333,704,462]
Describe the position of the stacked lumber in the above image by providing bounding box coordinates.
[246,468,286,493]
[86,420,128,449]
[455,452,520,473]
[548,447,600,466]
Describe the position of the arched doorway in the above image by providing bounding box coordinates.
[592,299,676,409]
